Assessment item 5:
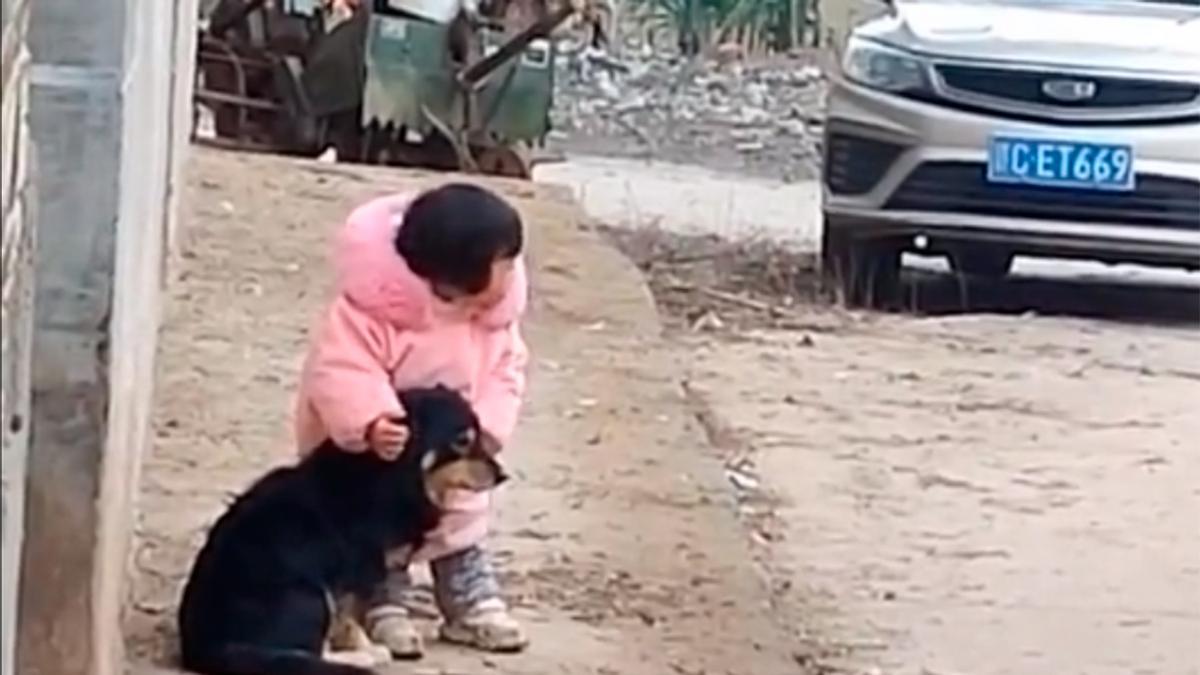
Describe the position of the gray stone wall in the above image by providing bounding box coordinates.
[1,0,36,671]
[11,0,196,673]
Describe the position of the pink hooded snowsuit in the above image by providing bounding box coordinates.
[294,192,528,562]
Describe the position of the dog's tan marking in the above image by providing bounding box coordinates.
[426,457,503,506]
[324,644,392,668]
[324,592,389,666]
[325,593,359,651]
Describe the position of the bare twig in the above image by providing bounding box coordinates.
[668,282,785,316]
[665,280,849,333]
[612,114,655,151]
[648,249,729,267]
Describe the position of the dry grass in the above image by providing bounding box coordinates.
[596,222,851,333]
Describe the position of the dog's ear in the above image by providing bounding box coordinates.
[478,428,502,456]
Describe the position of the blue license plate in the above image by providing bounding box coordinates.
[987,135,1135,191]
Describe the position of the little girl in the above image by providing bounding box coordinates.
[294,183,530,656]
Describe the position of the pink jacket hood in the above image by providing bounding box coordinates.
[334,193,528,330]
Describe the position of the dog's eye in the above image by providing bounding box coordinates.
[450,429,474,455]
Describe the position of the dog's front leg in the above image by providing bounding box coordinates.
[325,646,392,669]
[326,593,362,650]
[325,593,392,666]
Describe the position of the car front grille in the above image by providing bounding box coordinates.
[935,64,1200,110]
[824,132,905,196]
[886,161,1200,231]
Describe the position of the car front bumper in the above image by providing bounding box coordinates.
[821,77,1200,268]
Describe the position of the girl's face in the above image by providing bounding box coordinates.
[437,257,516,316]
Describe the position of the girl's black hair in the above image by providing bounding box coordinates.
[394,183,524,296]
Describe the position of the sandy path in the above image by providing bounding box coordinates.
[680,310,1200,675]
[543,154,1200,675]
[125,147,800,674]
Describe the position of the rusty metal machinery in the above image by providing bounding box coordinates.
[193,0,591,177]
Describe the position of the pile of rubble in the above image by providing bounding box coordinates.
[548,46,829,181]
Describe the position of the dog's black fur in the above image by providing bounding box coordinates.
[178,386,505,675]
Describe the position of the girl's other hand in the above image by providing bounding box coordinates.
[368,413,409,460]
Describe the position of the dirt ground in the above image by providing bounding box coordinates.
[124,147,801,674]
[125,146,1199,675]
[604,228,1200,675]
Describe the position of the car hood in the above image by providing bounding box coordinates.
[858,0,1200,77]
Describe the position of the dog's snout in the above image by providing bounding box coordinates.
[486,455,509,486]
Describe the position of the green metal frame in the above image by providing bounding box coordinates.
[361,13,556,145]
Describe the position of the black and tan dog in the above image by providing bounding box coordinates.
[178,385,506,675]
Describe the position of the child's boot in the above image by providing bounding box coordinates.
[431,545,529,653]
[439,596,529,652]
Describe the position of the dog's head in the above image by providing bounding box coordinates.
[396,386,507,508]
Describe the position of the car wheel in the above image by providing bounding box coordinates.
[949,248,1014,278]
[821,217,903,309]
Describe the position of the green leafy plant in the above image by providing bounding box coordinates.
[628,0,819,55]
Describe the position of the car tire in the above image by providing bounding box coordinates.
[949,248,1014,279]
[821,217,903,309]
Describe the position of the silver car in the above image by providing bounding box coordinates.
[820,0,1200,306]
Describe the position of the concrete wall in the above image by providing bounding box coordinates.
[166,0,201,261]
[1,0,36,672]
[14,0,196,673]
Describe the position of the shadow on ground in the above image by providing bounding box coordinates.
[901,262,1200,327]
[601,225,1199,331]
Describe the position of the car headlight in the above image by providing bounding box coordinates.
[842,36,932,94]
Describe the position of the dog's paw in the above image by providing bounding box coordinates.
[325,646,392,668]
[365,642,393,666]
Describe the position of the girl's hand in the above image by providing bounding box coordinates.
[367,413,409,460]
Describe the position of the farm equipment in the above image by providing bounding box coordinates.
[194,0,596,177]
